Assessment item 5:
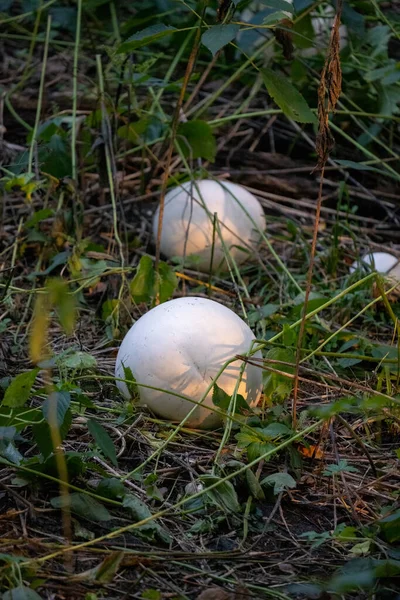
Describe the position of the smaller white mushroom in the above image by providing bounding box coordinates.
[350,252,398,275]
[115,297,263,429]
[152,179,265,273]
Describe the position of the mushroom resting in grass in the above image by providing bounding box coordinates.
[115,297,263,429]
[350,252,399,275]
[152,180,266,273]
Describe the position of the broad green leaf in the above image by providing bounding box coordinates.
[260,0,293,12]
[156,261,178,303]
[261,472,296,494]
[292,13,314,48]
[122,494,171,543]
[47,278,76,334]
[246,469,265,500]
[25,208,54,228]
[212,383,250,415]
[96,477,126,500]
[2,369,39,408]
[33,409,72,458]
[327,570,375,594]
[0,427,17,443]
[379,509,400,543]
[262,68,316,123]
[42,391,71,427]
[88,419,118,466]
[130,255,154,303]
[263,11,291,26]
[263,347,295,402]
[200,474,241,513]
[342,2,365,36]
[142,590,162,600]
[122,493,152,522]
[291,292,328,316]
[117,24,177,53]
[2,586,44,600]
[0,440,23,465]
[201,24,240,56]
[323,460,359,476]
[58,351,97,371]
[51,493,111,522]
[177,120,217,162]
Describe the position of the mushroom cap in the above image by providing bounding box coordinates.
[152,179,265,273]
[350,252,398,274]
[115,297,263,429]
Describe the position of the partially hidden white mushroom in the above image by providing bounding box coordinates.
[350,252,398,275]
[115,297,263,429]
[152,179,265,273]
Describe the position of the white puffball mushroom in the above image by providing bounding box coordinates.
[152,180,266,273]
[350,252,398,275]
[115,297,263,429]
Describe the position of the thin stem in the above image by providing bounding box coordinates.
[28,15,52,176]
[71,0,83,183]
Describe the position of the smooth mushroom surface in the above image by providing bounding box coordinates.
[350,252,398,274]
[115,297,263,429]
[152,179,265,273]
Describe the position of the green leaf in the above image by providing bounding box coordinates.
[263,347,295,402]
[58,351,97,371]
[262,68,316,124]
[379,509,400,543]
[201,24,240,56]
[212,383,250,414]
[323,460,359,476]
[122,494,171,543]
[42,391,71,427]
[51,493,112,522]
[263,11,291,26]
[327,570,375,594]
[2,369,39,408]
[260,0,293,12]
[94,551,125,583]
[261,472,296,495]
[117,24,177,53]
[33,409,72,459]
[0,427,17,443]
[177,120,217,162]
[292,13,314,48]
[335,160,383,173]
[156,261,178,303]
[47,277,76,334]
[142,590,162,600]
[88,419,118,467]
[2,587,44,600]
[246,469,265,500]
[96,477,126,500]
[291,291,328,316]
[130,255,155,303]
[200,475,241,513]
[25,208,54,229]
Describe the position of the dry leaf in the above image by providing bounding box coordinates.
[298,444,324,460]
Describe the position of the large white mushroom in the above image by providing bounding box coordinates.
[152,180,265,273]
[115,297,263,429]
[350,252,398,275]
